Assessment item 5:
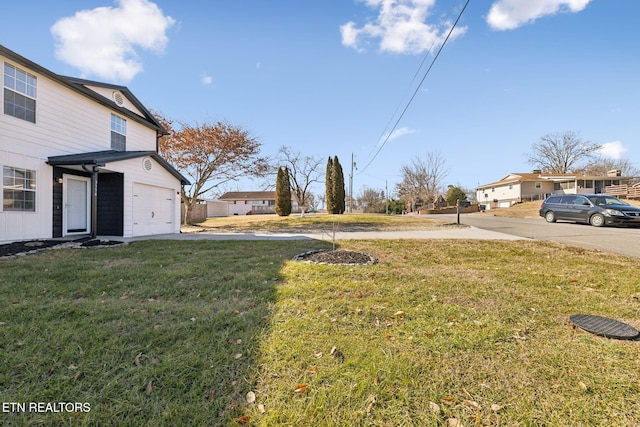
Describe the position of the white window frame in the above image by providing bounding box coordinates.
[111,114,127,151]
[2,165,36,212]
[3,63,37,123]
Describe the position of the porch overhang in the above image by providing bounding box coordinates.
[47,150,189,185]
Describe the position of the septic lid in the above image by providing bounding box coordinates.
[569,314,640,340]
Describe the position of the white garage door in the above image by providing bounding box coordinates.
[132,183,175,236]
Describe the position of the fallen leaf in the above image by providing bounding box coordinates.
[234,415,250,424]
[73,372,83,381]
[145,381,153,395]
[491,404,503,412]
[208,389,216,400]
[151,358,160,365]
[429,401,441,414]
[394,310,406,317]
[234,353,243,359]
[366,395,377,414]
[257,404,266,414]
[440,396,455,405]
[464,399,481,409]
[134,353,142,366]
[246,391,256,404]
[313,351,323,358]
[578,381,588,391]
[294,383,308,393]
[447,418,462,427]
[68,364,78,371]
[307,366,318,373]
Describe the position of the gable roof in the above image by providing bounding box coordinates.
[47,150,189,185]
[0,44,166,136]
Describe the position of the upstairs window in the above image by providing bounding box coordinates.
[3,63,37,123]
[3,166,36,212]
[111,114,126,151]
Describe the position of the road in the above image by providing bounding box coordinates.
[434,212,640,258]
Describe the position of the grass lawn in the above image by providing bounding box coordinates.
[193,212,458,232]
[2,238,640,426]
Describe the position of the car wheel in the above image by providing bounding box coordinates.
[590,213,605,227]
[545,211,556,223]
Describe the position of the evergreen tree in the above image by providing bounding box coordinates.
[275,167,292,216]
[325,156,334,213]
[331,156,345,214]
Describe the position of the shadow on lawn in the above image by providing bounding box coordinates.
[0,239,333,426]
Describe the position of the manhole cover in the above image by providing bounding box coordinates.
[569,314,640,340]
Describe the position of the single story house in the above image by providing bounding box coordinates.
[476,170,632,209]
[1,45,188,243]
[218,191,299,215]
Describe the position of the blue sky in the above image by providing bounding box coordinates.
[2,0,638,199]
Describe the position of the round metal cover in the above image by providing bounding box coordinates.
[569,314,640,340]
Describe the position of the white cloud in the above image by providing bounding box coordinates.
[487,0,591,31]
[201,75,213,86]
[341,0,467,54]
[383,126,416,142]
[599,141,628,160]
[51,0,175,82]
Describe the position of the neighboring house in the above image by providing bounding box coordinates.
[1,45,188,243]
[476,170,632,209]
[219,191,299,215]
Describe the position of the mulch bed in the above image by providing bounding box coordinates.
[293,250,378,265]
[0,238,124,259]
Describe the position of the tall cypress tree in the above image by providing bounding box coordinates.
[325,156,334,213]
[275,166,292,216]
[332,156,345,214]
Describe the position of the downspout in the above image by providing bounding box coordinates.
[81,164,99,239]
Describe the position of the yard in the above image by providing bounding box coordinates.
[2,233,640,425]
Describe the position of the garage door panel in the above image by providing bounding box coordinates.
[132,183,175,236]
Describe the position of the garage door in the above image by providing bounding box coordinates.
[132,183,175,236]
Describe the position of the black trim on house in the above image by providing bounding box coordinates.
[47,150,189,185]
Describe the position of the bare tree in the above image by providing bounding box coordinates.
[357,186,386,213]
[527,131,601,174]
[396,151,448,211]
[582,156,640,178]
[276,146,324,216]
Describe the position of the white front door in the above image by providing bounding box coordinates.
[64,175,91,235]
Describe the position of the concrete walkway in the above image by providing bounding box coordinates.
[106,226,527,243]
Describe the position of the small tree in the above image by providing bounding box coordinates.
[275,167,291,216]
[276,146,323,216]
[330,156,345,214]
[445,185,467,206]
[325,156,334,213]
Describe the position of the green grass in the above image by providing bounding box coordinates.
[2,239,640,426]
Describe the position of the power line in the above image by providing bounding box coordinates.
[359,0,471,174]
[368,0,462,161]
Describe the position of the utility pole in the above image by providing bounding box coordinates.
[385,180,389,215]
[349,153,356,213]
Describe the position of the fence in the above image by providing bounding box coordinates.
[605,185,640,199]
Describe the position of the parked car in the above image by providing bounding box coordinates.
[539,194,640,227]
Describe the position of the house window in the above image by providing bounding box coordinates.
[508,184,513,190]
[535,182,542,189]
[3,63,37,123]
[111,114,126,151]
[3,166,36,211]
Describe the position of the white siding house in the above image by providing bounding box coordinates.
[219,191,299,215]
[477,171,631,209]
[0,45,188,243]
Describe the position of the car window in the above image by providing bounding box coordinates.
[575,196,591,206]
[560,195,577,205]
[546,196,561,204]
[587,196,630,206]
